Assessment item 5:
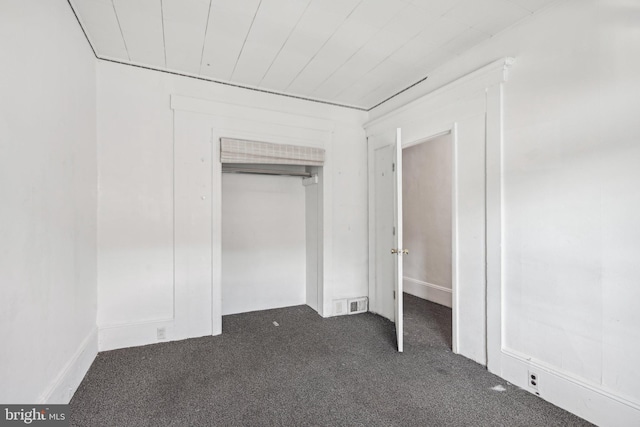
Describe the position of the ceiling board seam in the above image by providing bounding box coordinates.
[310,2,412,98]
[332,54,393,101]
[334,0,503,103]
[111,0,131,61]
[160,0,167,67]
[63,0,431,113]
[363,1,553,109]
[97,57,368,111]
[308,44,365,97]
[66,0,98,58]
[284,0,365,92]
[257,0,312,88]
[230,0,263,81]
[355,80,386,105]
[198,0,214,76]
[333,18,437,100]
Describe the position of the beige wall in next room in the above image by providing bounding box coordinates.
[402,134,452,307]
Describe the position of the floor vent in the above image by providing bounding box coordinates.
[333,298,368,316]
[348,297,368,314]
[333,300,347,315]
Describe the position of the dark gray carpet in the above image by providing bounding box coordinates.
[70,294,591,426]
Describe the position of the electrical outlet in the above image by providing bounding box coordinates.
[528,370,539,391]
[157,327,166,340]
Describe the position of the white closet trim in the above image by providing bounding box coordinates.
[220,137,325,166]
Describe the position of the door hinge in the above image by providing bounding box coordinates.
[392,226,396,236]
[392,162,395,172]
[393,290,396,300]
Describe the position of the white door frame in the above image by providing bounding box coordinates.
[401,127,459,353]
[365,57,514,370]
[213,128,328,328]
[368,123,460,353]
[170,95,334,339]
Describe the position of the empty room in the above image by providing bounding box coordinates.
[1,0,638,426]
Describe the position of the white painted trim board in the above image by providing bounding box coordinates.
[403,277,452,308]
[501,348,640,427]
[39,327,98,404]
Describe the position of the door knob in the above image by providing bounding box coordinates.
[391,249,409,255]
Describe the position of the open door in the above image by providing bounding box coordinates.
[393,128,404,353]
[369,128,404,352]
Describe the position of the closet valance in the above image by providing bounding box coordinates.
[220,137,325,166]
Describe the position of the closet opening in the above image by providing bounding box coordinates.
[219,138,324,323]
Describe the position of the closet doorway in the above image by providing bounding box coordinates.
[218,138,324,322]
[402,133,454,350]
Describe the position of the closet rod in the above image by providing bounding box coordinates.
[221,167,312,178]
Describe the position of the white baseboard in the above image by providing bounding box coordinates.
[98,319,216,351]
[39,327,98,404]
[403,277,452,308]
[501,348,640,427]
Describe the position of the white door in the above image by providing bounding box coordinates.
[392,128,404,352]
[369,128,404,352]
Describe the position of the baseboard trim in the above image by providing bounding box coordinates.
[501,348,640,427]
[39,327,98,404]
[98,320,215,351]
[403,277,452,308]
[99,319,175,351]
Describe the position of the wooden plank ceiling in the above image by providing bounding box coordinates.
[70,0,555,109]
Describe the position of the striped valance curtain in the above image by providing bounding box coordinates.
[220,138,325,166]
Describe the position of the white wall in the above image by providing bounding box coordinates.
[402,135,453,307]
[96,60,368,350]
[0,0,97,403]
[369,0,640,425]
[222,173,306,315]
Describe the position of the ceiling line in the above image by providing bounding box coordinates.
[98,57,368,111]
[230,0,263,81]
[198,0,214,76]
[283,0,365,92]
[111,0,131,61]
[256,0,313,88]
[65,0,433,113]
[368,74,429,110]
[66,0,97,58]
[160,0,167,67]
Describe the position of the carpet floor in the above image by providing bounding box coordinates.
[70,294,591,426]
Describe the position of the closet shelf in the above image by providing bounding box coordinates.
[221,166,312,178]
